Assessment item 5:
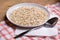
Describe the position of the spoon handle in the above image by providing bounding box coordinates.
[14,29,31,38]
[14,26,42,38]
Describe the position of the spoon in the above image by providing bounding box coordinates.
[43,17,58,28]
[14,17,58,38]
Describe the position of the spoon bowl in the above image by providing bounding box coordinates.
[44,17,58,28]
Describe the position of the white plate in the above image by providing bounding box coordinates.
[6,3,50,27]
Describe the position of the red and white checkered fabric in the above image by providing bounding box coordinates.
[0,3,60,40]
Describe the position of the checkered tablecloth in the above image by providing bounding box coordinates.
[0,3,60,40]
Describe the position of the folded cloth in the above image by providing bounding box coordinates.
[15,27,58,36]
[0,3,60,40]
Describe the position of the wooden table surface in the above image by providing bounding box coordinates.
[0,0,58,21]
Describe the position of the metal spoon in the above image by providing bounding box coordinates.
[43,17,58,28]
[14,17,58,38]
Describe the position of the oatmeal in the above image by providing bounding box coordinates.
[9,6,48,27]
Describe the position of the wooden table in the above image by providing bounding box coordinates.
[0,0,58,21]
